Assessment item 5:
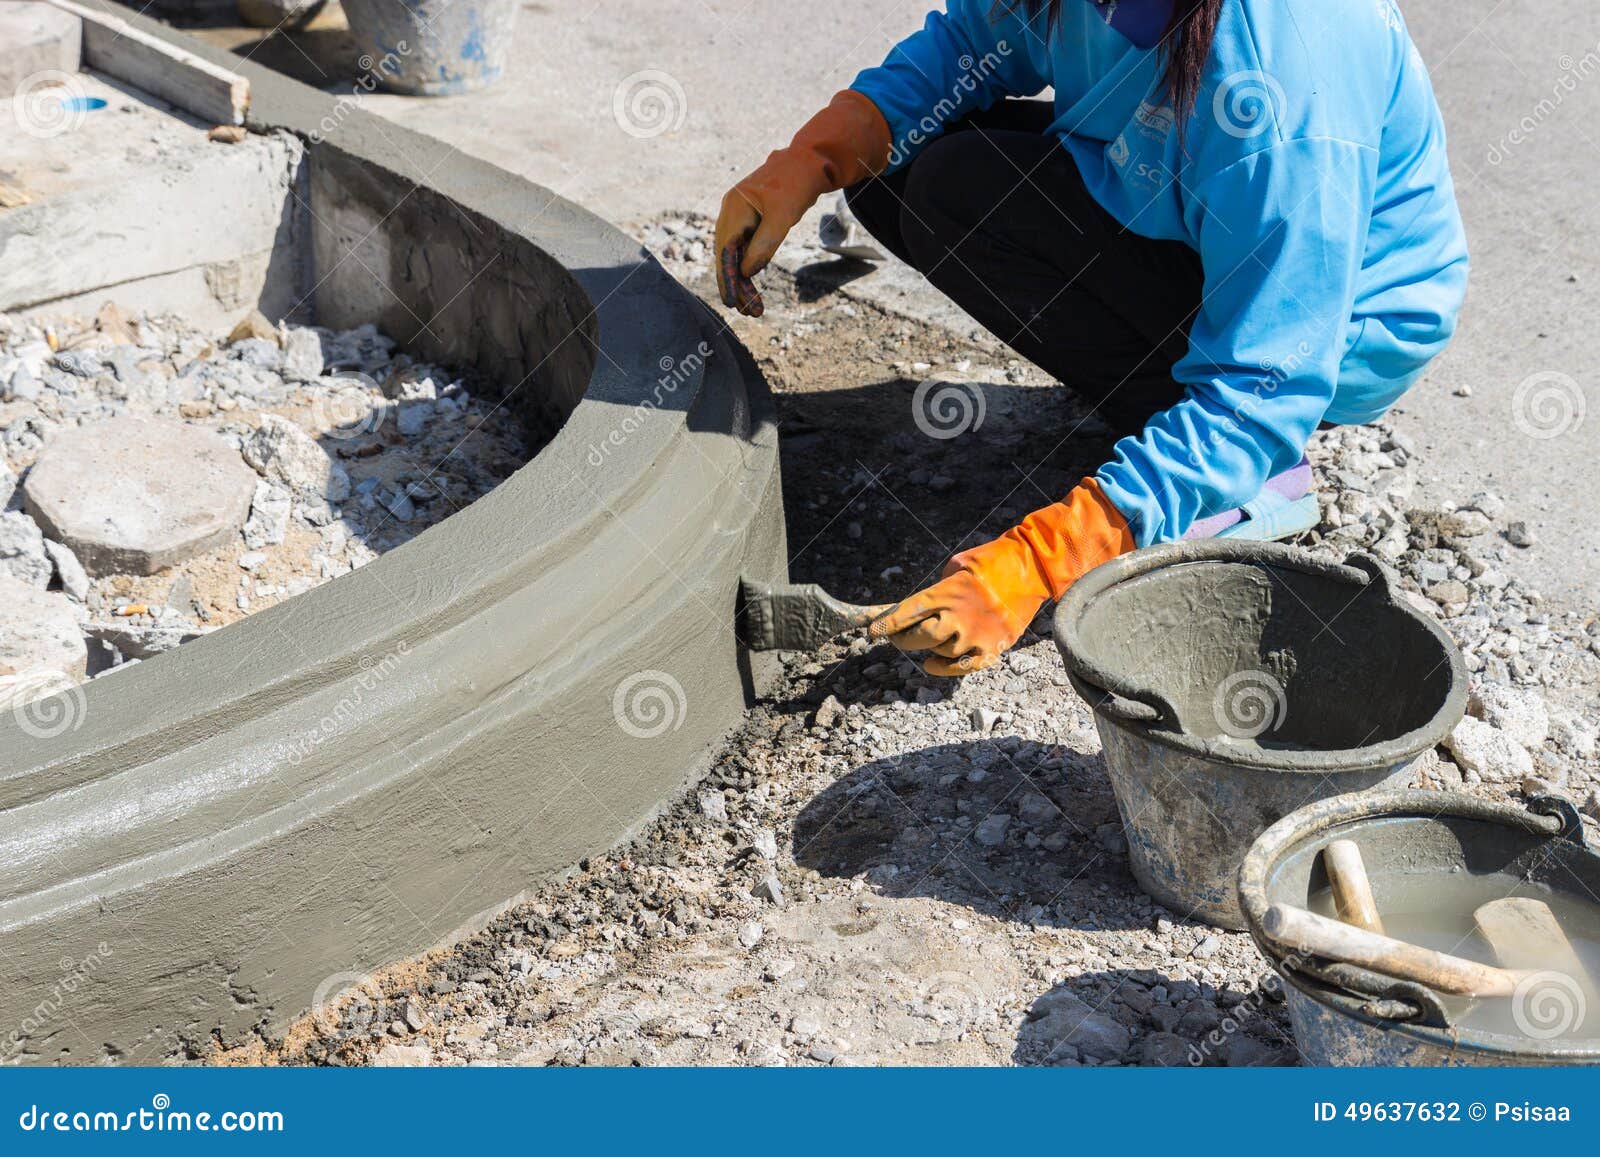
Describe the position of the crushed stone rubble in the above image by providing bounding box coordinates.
[1294,422,1598,800]
[201,226,1595,1067]
[0,304,527,698]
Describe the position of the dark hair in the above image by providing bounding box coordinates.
[992,0,1224,124]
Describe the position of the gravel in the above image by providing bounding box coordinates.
[207,216,1598,1070]
[0,305,528,686]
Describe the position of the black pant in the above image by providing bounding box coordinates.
[844,100,1205,431]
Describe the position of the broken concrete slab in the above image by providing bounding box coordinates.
[1443,715,1534,784]
[42,538,89,601]
[281,326,323,381]
[0,3,82,94]
[85,620,205,659]
[0,575,87,682]
[1469,682,1549,750]
[241,414,350,505]
[0,510,52,588]
[23,418,258,576]
[240,480,293,549]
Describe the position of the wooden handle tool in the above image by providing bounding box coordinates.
[1263,903,1530,997]
[1323,838,1384,934]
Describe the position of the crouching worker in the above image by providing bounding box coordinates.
[713,0,1467,675]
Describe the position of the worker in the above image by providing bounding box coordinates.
[713,0,1467,676]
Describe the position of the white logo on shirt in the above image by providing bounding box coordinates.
[1133,99,1176,141]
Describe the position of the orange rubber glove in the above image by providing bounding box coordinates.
[716,90,891,317]
[870,479,1135,676]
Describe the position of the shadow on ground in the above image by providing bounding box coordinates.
[792,740,1146,930]
[1015,970,1298,1067]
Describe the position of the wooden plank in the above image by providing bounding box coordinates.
[1475,898,1596,991]
[44,0,249,125]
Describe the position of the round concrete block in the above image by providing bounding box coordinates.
[24,418,258,577]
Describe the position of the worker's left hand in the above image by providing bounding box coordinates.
[714,90,891,317]
[870,479,1135,676]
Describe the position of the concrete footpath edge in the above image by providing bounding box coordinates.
[0,6,787,1064]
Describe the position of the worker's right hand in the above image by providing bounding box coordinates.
[715,90,891,317]
[869,480,1136,676]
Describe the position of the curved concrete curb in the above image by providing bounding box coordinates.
[0,10,785,1064]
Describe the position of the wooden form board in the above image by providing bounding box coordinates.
[45,0,250,125]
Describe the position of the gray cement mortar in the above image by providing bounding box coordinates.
[0,10,785,1064]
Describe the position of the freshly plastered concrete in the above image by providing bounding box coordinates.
[0,7,785,1064]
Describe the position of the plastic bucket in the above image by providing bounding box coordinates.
[1239,790,1600,1065]
[340,0,518,95]
[1053,541,1466,928]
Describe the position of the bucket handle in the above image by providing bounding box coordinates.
[1284,958,1457,1028]
[1527,794,1588,844]
[1056,545,1383,730]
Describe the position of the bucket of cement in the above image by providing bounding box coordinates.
[1053,540,1466,928]
[340,0,518,95]
[1240,789,1600,1065]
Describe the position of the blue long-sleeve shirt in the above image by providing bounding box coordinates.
[851,0,1468,544]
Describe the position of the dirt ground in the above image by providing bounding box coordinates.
[203,216,1600,1069]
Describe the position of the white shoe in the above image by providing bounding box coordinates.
[818,193,886,262]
